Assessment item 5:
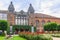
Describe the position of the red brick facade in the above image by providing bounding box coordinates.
[7,12,15,25]
[0,11,60,32]
[28,13,60,32]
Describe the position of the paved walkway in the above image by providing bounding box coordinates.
[52,37,60,40]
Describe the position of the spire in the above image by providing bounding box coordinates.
[28,4,35,14]
[8,1,15,13]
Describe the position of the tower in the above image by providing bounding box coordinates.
[27,4,35,25]
[8,1,15,12]
[28,4,35,14]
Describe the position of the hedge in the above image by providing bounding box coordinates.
[44,22,58,31]
[12,25,36,32]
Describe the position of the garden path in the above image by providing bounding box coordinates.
[52,37,60,40]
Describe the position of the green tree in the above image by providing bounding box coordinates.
[0,20,9,33]
[44,22,57,31]
[44,23,50,31]
[57,24,60,31]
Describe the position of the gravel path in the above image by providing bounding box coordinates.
[52,37,60,40]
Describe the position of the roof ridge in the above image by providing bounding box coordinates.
[34,13,60,19]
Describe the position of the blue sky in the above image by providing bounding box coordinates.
[0,0,60,18]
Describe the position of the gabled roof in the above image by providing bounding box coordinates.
[0,10,8,13]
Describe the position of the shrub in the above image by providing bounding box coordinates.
[19,33,53,40]
[0,20,9,31]
[0,20,9,35]
[38,34,53,40]
[7,26,10,34]
[13,25,36,32]
[44,22,57,31]
[57,24,60,31]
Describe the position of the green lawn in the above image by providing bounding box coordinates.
[0,36,5,40]
[12,36,26,40]
[0,36,26,40]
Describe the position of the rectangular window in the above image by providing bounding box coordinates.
[0,13,7,20]
[15,16,28,25]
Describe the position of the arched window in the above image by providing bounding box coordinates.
[41,20,45,26]
[47,20,51,23]
[36,20,39,27]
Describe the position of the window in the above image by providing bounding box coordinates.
[15,16,28,25]
[15,19,17,25]
[36,20,39,27]
[41,20,45,26]
[0,13,7,20]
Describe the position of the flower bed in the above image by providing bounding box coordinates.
[19,32,53,40]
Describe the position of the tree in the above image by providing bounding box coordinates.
[0,20,9,33]
[57,24,60,31]
[44,23,50,31]
[44,22,57,31]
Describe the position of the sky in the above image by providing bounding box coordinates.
[0,0,60,18]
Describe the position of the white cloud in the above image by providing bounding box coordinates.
[39,0,60,18]
[0,0,60,18]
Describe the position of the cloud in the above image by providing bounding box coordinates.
[0,0,12,10]
[39,0,60,18]
[0,0,60,18]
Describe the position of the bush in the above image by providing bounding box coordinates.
[7,26,10,34]
[0,20,9,31]
[57,24,60,31]
[19,33,53,40]
[0,20,9,35]
[13,25,36,32]
[38,34,53,40]
[44,22,57,31]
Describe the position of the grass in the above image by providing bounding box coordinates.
[12,36,26,40]
[0,36,26,40]
[0,36,5,40]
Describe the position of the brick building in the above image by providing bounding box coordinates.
[0,2,60,32]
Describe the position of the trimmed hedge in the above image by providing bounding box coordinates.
[44,22,58,31]
[12,25,36,32]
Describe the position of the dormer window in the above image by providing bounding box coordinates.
[20,10,24,14]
